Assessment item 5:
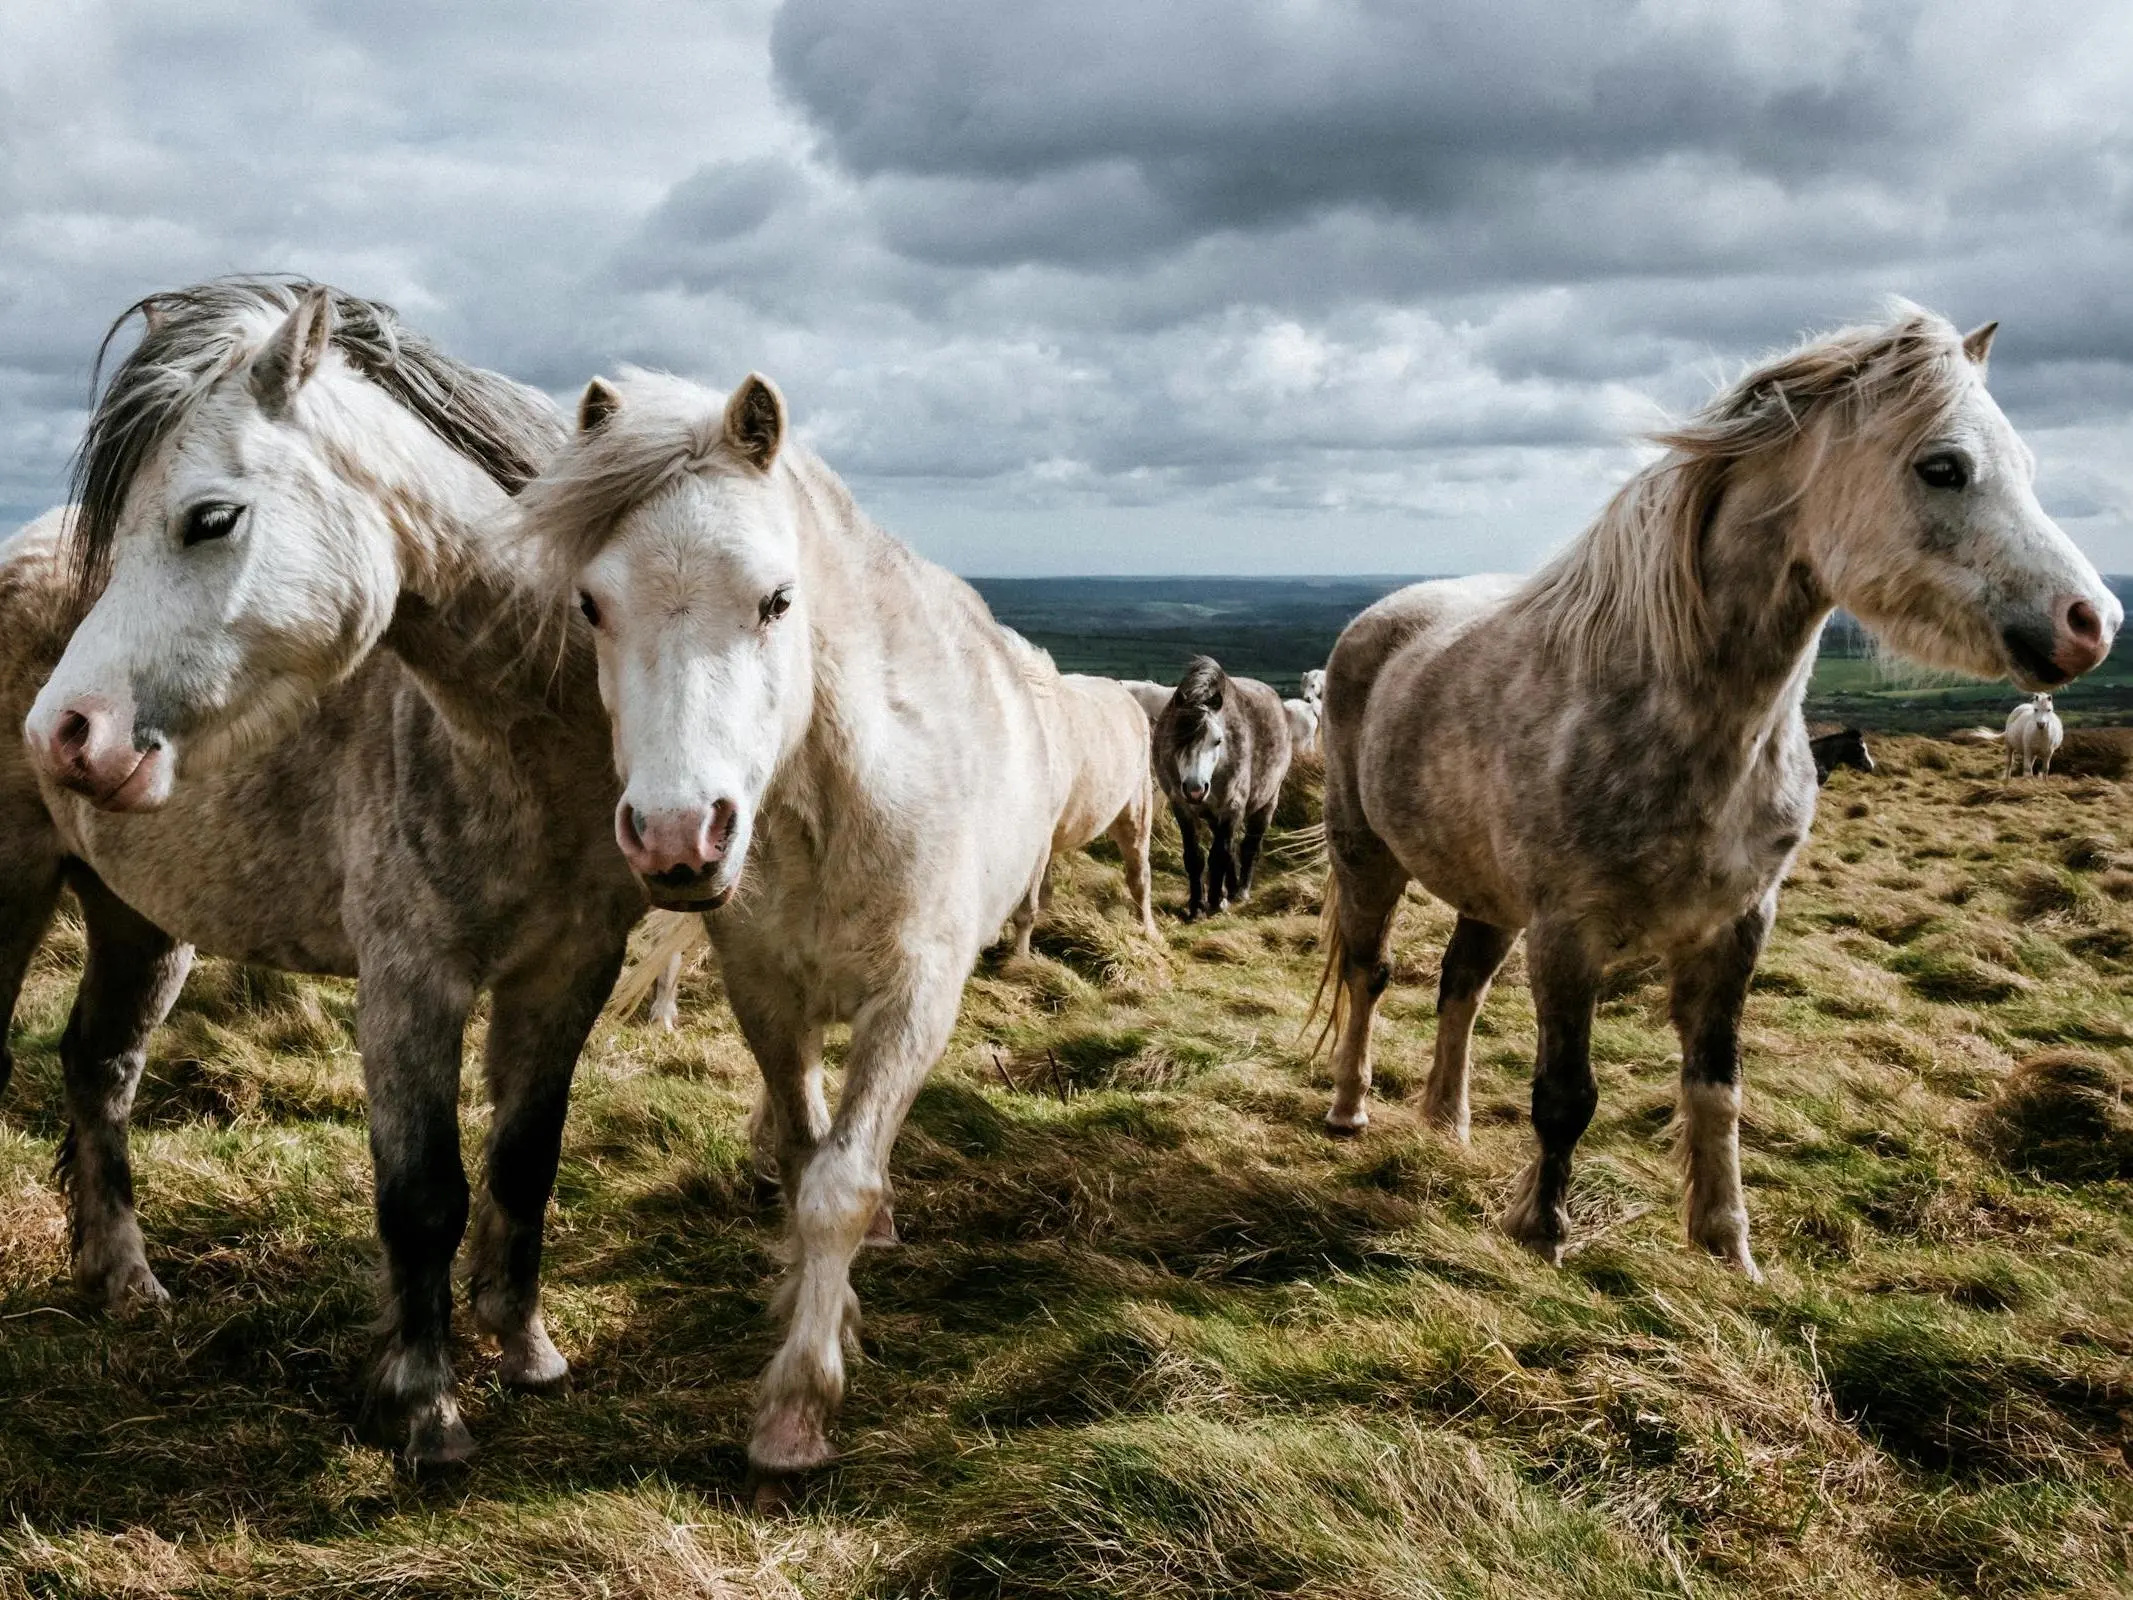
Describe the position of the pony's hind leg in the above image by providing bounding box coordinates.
[57,871,192,1313]
[1009,853,1050,958]
[750,959,961,1487]
[1666,903,1771,1281]
[354,957,477,1466]
[647,950,684,1031]
[1320,830,1408,1134]
[1499,922,1599,1265]
[1419,914,1518,1142]
[1173,804,1207,919]
[467,936,628,1391]
[1109,784,1159,939]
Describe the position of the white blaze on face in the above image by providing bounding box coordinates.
[580,472,805,904]
[1174,718,1224,799]
[24,336,404,811]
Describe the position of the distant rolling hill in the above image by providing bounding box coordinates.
[972,575,2133,732]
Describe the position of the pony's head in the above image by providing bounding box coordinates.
[25,279,558,810]
[1300,667,1326,706]
[518,369,810,909]
[2033,691,2056,715]
[1531,306,2118,692]
[1166,656,1229,802]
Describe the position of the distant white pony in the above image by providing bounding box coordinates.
[1300,667,1325,707]
[520,367,1067,1493]
[1282,695,1321,754]
[2004,692,2064,777]
[1119,679,1173,721]
[1011,668,1162,954]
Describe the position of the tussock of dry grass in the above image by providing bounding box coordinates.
[5,735,2133,1598]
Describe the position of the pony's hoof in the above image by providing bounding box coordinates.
[498,1331,571,1392]
[751,1401,836,1477]
[1322,1107,1368,1138]
[404,1408,477,1473]
[749,1469,803,1516]
[1421,1110,1472,1146]
[82,1259,170,1318]
[861,1202,900,1250]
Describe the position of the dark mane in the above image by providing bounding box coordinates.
[67,276,564,599]
[1174,655,1226,709]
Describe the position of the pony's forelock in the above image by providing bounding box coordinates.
[1174,655,1226,710]
[66,276,563,606]
[515,368,769,583]
[1517,302,1978,678]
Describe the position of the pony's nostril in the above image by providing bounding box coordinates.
[2067,599,2102,643]
[616,802,647,855]
[55,709,92,758]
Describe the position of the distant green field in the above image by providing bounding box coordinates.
[975,576,2133,732]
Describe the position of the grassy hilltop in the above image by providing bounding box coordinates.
[975,576,2133,732]
[4,737,2133,1597]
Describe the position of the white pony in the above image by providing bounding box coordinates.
[1282,694,1321,755]
[1119,678,1173,721]
[517,368,1065,1492]
[1010,665,1162,954]
[2003,692,2065,777]
[1300,667,1326,707]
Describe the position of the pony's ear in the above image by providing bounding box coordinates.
[1961,320,1999,369]
[577,378,623,434]
[249,286,334,416]
[138,296,170,337]
[723,373,785,471]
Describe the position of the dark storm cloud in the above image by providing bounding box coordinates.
[6,1,2133,572]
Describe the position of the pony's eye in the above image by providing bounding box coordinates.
[181,501,243,546]
[1914,453,1969,491]
[760,585,793,625]
[577,592,601,628]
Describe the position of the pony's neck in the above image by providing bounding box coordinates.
[1680,454,1832,747]
[315,387,592,737]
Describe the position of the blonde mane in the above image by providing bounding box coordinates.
[1515,304,1977,677]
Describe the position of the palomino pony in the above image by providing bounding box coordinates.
[1010,662,1161,954]
[1152,656,1292,918]
[4,281,643,1465]
[516,367,1065,1490]
[1316,307,2117,1278]
[2003,693,2064,777]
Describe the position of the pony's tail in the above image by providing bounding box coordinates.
[1301,866,1349,1061]
[606,910,708,1020]
[1956,727,2004,743]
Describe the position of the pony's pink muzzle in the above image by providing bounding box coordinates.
[2051,595,2115,679]
[616,798,738,905]
[27,694,174,812]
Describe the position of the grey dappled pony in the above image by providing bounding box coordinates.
[1316,306,2117,1280]
[3,281,642,1466]
[1152,656,1292,919]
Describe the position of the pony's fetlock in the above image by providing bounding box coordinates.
[1499,1159,1569,1265]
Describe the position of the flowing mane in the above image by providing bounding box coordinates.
[68,276,563,598]
[1514,303,1977,676]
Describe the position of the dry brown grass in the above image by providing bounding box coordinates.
[4,736,2133,1597]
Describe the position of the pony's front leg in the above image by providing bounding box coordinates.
[1666,902,1770,1281]
[647,949,684,1031]
[1420,913,1518,1141]
[466,937,628,1391]
[1207,814,1237,912]
[750,962,960,1487]
[56,873,190,1313]
[1321,829,1407,1134]
[1233,805,1272,903]
[355,958,477,1466]
[1174,803,1207,919]
[1499,922,1599,1265]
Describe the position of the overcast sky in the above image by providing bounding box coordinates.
[4,1,2132,575]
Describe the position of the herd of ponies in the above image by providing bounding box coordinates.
[0,279,2119,1497]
